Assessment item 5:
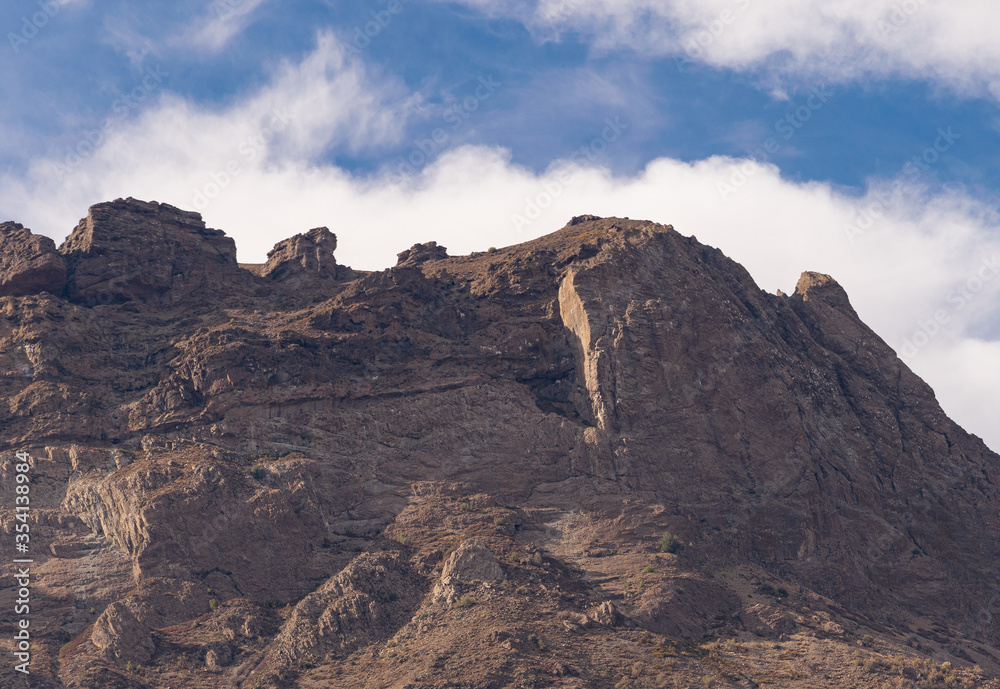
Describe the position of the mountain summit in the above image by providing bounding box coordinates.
[1,200,997,688]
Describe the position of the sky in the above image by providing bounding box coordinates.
[1,0,999,450]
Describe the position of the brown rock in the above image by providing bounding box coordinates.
[0,222,66,297]
[588,601,623,627]
[59,197,247,305]
[4,204,1000,688]
[395,240,448,266]
[91,601,155,663]
[260,226,341,283]
[440,538,505,585]
[248,552,427,685]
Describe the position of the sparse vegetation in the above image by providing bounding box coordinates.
[453,594,476,609]
[758,583,789,598]
[250,464,267,480]
[642,565,655,574]
[660,532,680,554]
[208,598,218,610]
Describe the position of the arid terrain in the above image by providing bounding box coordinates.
[1,198,999,688]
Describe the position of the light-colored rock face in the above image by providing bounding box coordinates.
[3,203,1000,688]
[440,539,505,585]
[0,222,66,297]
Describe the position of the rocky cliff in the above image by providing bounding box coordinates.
[0,199,997,689]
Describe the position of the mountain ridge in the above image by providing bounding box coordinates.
[0,198,997,689]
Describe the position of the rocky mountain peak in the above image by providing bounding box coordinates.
[59,197,244,306]
[793,270,856,313]
[2,201,999,688]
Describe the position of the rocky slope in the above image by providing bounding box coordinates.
[1,198,998,689]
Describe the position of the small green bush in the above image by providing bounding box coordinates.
[209,598,219,611]
[660,532,680,554]
[453,594,476,609]
[758,583,789,598]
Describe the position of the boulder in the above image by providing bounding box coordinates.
[91,601,155,664]
[260,226,341,284]
[396,241,448,267]
[0,222,66,297]
[440,539,505,585]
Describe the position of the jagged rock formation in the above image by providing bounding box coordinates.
[0,222,66,297]
[1,199,999,689]
[396,240,449,266]
[259,226,343,284]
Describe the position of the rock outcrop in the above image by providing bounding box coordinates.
[1,203,999,689]
[59,197,246,305]
[260,226,342,284]
[440,539,505,585]
[247,551,426,686]
[433,538,505,603]
[0,222,66,297]
[395,240,448,266]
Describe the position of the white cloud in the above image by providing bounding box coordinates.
[440,0,1000,96]
[1,33,998,453]
[177,0,270,54]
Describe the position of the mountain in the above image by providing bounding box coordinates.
[1,198,998,689]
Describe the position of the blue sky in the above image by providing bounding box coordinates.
[1,0,999,450]
[6,1,1000,190]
